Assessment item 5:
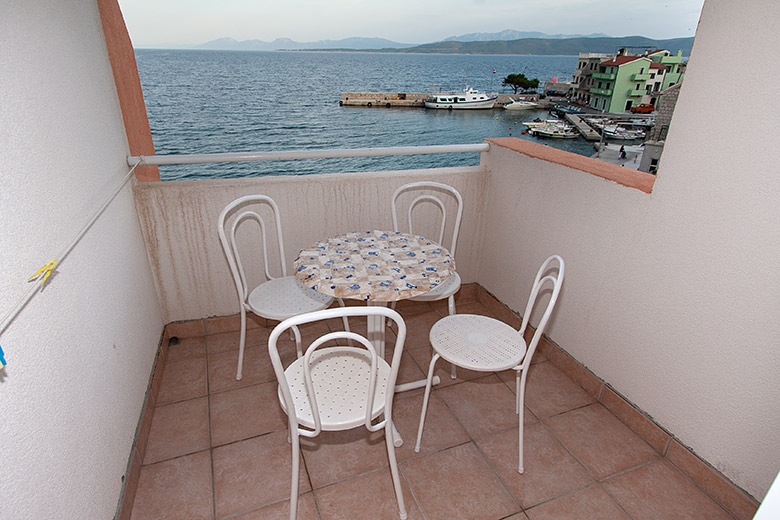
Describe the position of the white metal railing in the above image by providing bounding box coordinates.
[127,143,490,166]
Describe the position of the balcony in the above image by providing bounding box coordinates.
[591,71,616,80]
[115,140,755,519]
[589,87,613,96]
[632,73,652,81]
[627,89,645,97]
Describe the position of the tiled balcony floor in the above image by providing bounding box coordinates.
[130,297,740,520]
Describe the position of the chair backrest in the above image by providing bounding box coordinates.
[391,181,463,256]
[518,255,565,369]
[217,195,288,304]
[268,306,407,437]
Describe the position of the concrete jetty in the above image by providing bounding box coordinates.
[340,92,523,108]
[564,114,601,141]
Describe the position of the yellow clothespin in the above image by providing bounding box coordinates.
[29,260,57,289]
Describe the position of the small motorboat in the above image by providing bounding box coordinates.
[529,124,579,139]
[424,87,497,109]
[503,99,540,110]
[601,125,646,140]
[522,118,563,128]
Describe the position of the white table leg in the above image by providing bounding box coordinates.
[366,300,386,358]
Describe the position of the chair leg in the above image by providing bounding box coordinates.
[385,421,408,520]
[291,325,303,358]
[236,307,247,380]
[448,295,457,380]
[414,353,441,452]
[289,429,301,520]
[517,379,526,474]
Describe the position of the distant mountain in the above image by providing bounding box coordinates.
[198,36,412,51]
[442,30,612,42]
[397,36,695,56]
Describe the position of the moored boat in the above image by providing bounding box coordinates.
[529,124,579,139]
[503,99,540,110]
[522,118,564,128]
[424,87,497,109]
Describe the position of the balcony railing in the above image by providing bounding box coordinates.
[589,88,613,96]
[592,72,616,80]
[627,89,645,97]
[632,73,652,81]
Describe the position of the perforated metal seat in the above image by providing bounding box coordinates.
[430,313,526,371]
[415,255,565,474]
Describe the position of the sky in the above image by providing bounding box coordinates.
[118,0,706,48]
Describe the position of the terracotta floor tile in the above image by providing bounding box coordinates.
[156,357,208,405]
[167,336,206,362]
[603,459,734,520]
[315,467,423,520]
[399,310,444,349]
[131,451,213,520]
[391,393,470,461]
[401,442,519,520]
[212,430,310,519]
[231,493,319,520]
[143,397,210,465]
[301,428,392,489]
[524,361,595,419]
[206,328,268,355]
[477,423,594,508]
[543,404,659,480]
[435,374,534,439]
[524,484,630,520]
[210,382,287,447]
[208,346,276,393]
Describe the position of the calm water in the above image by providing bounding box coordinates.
[135,50,592,180]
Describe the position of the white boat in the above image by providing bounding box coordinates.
[424,87,497,109]
[503,99,540,110]
[522,118,563,128]
[601,125,646,140]
[529,124,579,139]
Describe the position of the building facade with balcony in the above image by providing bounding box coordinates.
[572,52,610,106]
[3,0,780,519]
[587,49,687,113]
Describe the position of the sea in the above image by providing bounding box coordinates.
[135,49,593,181]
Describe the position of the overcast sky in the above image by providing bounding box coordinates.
[118,0,706,48]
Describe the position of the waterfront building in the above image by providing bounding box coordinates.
[585,49,686,113]
[572,52,610,106]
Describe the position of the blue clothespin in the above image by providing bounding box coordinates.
[0,345,6,369]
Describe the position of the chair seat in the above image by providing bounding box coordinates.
[409,271,461,302]
[248,276,333,321]
[279,347,391,431]
[430,314,527,372]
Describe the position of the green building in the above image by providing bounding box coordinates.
[588,50,685,113]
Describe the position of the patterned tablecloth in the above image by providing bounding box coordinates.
[294,230,455,302]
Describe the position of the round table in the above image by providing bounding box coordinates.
[294,230,455,303]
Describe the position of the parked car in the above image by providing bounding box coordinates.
[630,104,655,114]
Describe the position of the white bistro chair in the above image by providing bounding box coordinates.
[269,306,409,520]
[414,255,564,473]
[391,181,463,316]
[218,195,340,380]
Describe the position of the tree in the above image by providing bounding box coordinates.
[502,73,540,94]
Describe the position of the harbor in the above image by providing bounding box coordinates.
[341,91,655,145]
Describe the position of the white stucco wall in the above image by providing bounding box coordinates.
[0,2,163,518]
[478,0,780,499]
